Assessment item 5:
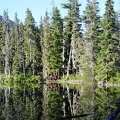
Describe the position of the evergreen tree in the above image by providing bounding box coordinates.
[49,7,63,74]
[62,0,81,77]
[81,0,101,80]
[2,10,10,77]
[41,11,51,79]
[70,0,81,75]
[10,13,19,75]
[10,13,25,76]
[34,26,42,75]
[24,9,40,75]
[114,12,120,72]
[0,22,4,74]
[39,17,43,48]
[95,0,119,82]
[18,22,26,77]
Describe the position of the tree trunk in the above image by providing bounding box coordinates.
[4,32,10,77]
[62,38,65,78]
[66,48,72,78]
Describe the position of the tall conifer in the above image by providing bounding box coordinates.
[41,11,51,79]
[0,22,4,74]
[49,7,63,74]
[62,0,81,76]
[95,0,119,82]
[24,9,39,75]
[10,13,25,76]
[2,10,10,77]
[81,0,100,80]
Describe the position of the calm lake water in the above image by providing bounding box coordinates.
[0,81,120,120]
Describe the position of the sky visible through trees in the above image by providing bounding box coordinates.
[0,0,120,83]
[0,0,119,24]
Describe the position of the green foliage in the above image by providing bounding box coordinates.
[0,22,4,73]
[109,72,120,83]
[41,11,51,79]
[80,0,101,82]
[26,74,41,82]
[13,73,25,81]
[95,0,119,82]
[62,0,81,75]
[2,10,11,77]
[61,73,81,81]
[2,73,42,88]
[47,90,63,119]
[49,7,63,73]
[2,75,14,86]
[24,9,42,76]
[0,1,120,84]
[10,14,25,76]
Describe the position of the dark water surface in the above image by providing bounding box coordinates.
[0,81,120,120]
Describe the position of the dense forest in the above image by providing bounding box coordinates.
[0,0,120,83]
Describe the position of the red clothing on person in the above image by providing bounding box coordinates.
[52,74,55,80]
[57,73,61,79]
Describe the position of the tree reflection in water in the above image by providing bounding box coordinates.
[0,82,120,120]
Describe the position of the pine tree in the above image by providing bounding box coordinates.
[2,10,10,77]
[81,0,101,80]
[95,0,119,82]
[10,13,19,75]
[34,25,42,75]
[39,17,43,47]
[49,7,63,74]
[10,13,25,76]
[24,9,39,75]
[70,0,81,75]
[17,22,26,77]
[41,11,51,79]
[114,12,120,72]
[0,22,4,74]
[62,0,81,77]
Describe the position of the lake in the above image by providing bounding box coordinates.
[0,81,120,120]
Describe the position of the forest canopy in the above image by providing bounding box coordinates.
[0,0,120,83]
